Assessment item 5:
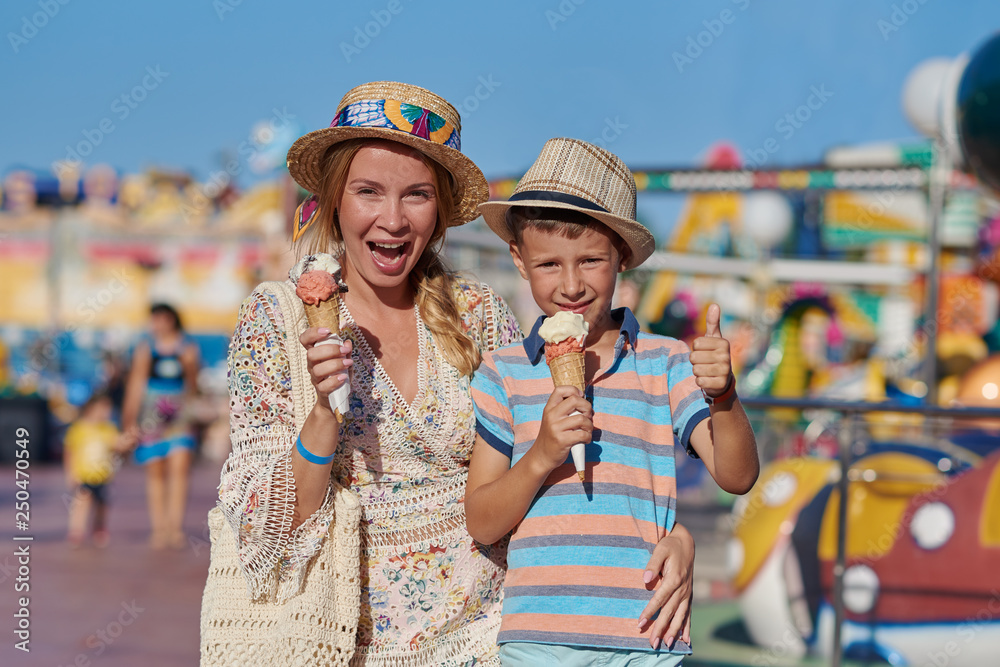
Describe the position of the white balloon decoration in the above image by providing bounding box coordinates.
[742,191,793,251]
[902,58,953,138]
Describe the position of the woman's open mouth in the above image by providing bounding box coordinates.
[368,240,410,272]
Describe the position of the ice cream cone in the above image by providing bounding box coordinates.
[548,351,585,392]
[305,297,346,423]
[290,254,350,425]
[303,297,340,333]
[547,350,587,481]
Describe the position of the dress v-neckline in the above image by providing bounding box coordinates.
[341,300,429,414]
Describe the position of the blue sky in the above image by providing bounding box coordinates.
[2,0,998,239]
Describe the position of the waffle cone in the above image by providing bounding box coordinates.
[303,297,345,422]
[547,351,585,391]
[303,297,340,333]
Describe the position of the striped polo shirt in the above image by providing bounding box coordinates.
[470,307,708,653]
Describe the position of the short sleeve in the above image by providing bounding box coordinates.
[665,340,711,459]
[470,352,515,459]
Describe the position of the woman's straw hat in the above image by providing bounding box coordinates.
[287,81,488,239]
[479,138,655,270]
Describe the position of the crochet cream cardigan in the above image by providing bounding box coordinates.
[200,280,361,666]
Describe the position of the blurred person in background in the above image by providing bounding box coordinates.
[99,349,128,416]
[64,392,126,548]
[122,303,200,550]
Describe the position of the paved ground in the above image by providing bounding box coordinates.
[0,460,859,667]
[0,460,222,667]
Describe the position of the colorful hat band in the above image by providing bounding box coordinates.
[331,98,461,150]
[293,99,462,242]
[507,190,609,213]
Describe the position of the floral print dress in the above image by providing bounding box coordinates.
[219,277,522,667]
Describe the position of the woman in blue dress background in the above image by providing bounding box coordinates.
[122,303,200,549]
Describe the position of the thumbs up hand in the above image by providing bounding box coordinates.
[691,304,735,401]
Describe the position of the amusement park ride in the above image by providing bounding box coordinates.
[641,35,1000,667]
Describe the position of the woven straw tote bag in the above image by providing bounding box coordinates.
[200,280,362,666]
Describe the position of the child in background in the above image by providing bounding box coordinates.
[466,138,759,665]
[65,393,125,548]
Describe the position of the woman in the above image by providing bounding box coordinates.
[122,303,199,549]
[200,82,694,666]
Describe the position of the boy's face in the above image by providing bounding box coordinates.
[510,223,626,338]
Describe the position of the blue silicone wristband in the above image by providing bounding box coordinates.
[296,436,335,465]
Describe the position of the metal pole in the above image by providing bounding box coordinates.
[830,411,854,667]
[924,144,948,405]
[739,395,1000,419]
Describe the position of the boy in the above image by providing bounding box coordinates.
[65,393,126,547]
[466,138,759,665]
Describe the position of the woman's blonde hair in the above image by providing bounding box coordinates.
[301,138,480,376]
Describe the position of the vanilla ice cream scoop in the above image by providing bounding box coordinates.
[539,311,589,344]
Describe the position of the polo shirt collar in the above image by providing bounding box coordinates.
[523,307,640,363]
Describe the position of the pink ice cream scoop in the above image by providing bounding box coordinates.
[295,270,339,306]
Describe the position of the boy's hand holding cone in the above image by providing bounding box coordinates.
[540,311,591,481]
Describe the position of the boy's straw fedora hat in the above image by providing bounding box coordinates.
[286,81,488,238]
[479,137,655,270]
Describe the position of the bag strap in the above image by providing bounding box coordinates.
[261,280,317,433]
[262,279,363,612]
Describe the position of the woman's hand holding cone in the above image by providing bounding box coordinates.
[300,327,353,412]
